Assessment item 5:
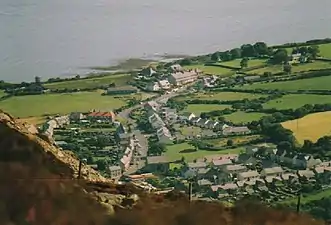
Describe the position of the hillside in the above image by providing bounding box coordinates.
[0,110,325,225]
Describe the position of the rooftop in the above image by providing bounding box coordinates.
[239,170,259,178]
[187,162,207,169]
[262,167,284,175]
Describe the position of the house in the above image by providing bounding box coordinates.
[223,164,247,175]
[55,141,68,149]
[182,162,208,179]
[141,66,157,77]
[197,179,213,187]
[211,158,233,168]
[148,113,165,129]
[297,170,315,180]
[120,148,133,171]
[236,153,258,166]
[158,80,171,90]
[261,159,279,169]
[144,101,161,114]
[204,120,216,129]
[260,167,284,177]
[264,175,282,184]
[289,53,303,64]
[213,122,230,131]
[281,173,298,182]
[168,70,199,86]
[116,132,133,145]
[222,126,251,136]
[156,127,173,144]
[210,183,238,197]
[146,82,161,92]
[108,166,122,180]
[292,155,321,169]
[87,111,116,122]
[69,112,85,122]
[238,170,259,181]
[179,112,196,122]
[245,146,259,155]
[236,178,264,189]
[144,156,170,173]
[169,64,183,72]
[161,108,178,122]
[106,86,138,95]
[196,118,207,128]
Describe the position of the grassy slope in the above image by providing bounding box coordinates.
[224,111,268,123]
[319,43,331,58]
[0,91,127,117]
[183,64,234,76]
[176,92,264,101]
[165,142,244,162]
[0,90,6,98]
[282,111,331,144]
[184,104,231,116]
[240,75,331,91]
[264,94,331,110]
[44,74,132,90]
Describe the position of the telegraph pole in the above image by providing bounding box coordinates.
[188,182,193,202]
[77,158,87,180]
[296,189,302,214]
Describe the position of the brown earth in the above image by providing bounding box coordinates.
[0,110,325,225]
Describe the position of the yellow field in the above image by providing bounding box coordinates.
[282,111,331,144]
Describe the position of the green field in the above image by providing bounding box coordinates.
[282,188,331,204]
[183,64,234,76]
[264,94,331,110]
[218,59,266,68]
[240,75,331,91]
[165,142,244,162]
[248,65,283,75]
[0,90,6,98]
[319,43,331,59]
[184,104,231,115]
[44,74,132,90]
[0,91,127,117]
[224,111,268,123]
[176,91,264,102]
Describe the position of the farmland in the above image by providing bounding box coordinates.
[0,90,6,98]
[281,111,331,144]
[184,104,231,116]
[183,64,234,76]
[319,43,331,59]
[165,142,244,162]
[224,111,268,123]
[0,91,127,117]
[44,73,132,90]
[263,94,331,110]
[176,91,264,102]
[218,59,266,68]
[240,75,331,91]
[248,65,283,75]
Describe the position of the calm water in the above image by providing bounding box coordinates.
[0,0,331,82]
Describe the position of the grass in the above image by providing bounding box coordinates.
[281,111,331,144]
[184,104,231,116]
[176,92,264,102]
[164,142,244,162]
[218,59,266,68]
[281,188,331,204]
[0,91,127,118]
[240,75,331,91]
[248,65,283,75]
[207,135,261,147]
[44,74,132,90]
[0,90,6,98]
[264,94,331,110]
[319,43,331,59]
[179,126,202,136]
[224,111,268,123]
[183,64,234,76]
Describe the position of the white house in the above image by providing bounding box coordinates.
[146,82,161,92]
[148,113,165,129]
[158,80,171,90]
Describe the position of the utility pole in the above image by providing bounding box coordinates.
[77,158,87,180]
[188,182,193,202]
[296,189,302,214]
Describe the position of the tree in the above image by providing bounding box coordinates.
[230,48,242,59]
[272,49,288,64]
[35,76,41,85]
[253,42,270,55]
[180,58,192,66]
[227,139,234,147]
[96,159,107,171]
[308,45,320,59]
[211,52,220,61]
[283,64,292,74]
[240,58,249,68]
[148,142,166,156]
[219,51,232,61]
[241,44,257,57]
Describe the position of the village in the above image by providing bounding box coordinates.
[35,59,331,205]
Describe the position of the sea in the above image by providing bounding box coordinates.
[0,0,331,82]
